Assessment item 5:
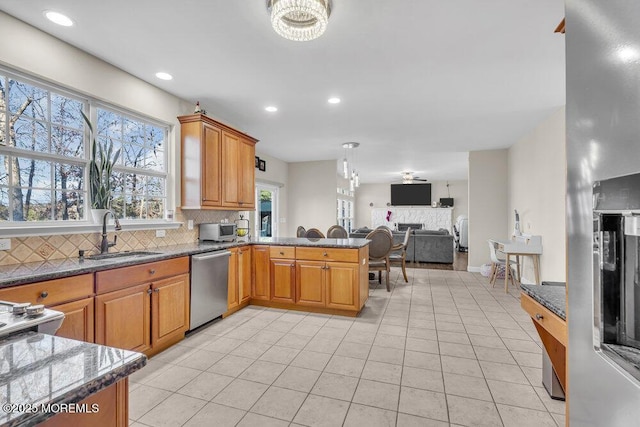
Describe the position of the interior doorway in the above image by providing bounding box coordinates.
[255,184,278,238]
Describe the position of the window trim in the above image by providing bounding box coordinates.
[0,65,174,231]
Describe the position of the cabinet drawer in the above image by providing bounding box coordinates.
[96,257,189,294]
[520,293,567,346]
[270,246,295,259]
[0,274,93,306]
[296,247,358,263]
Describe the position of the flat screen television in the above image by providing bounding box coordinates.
[390,183,431,206]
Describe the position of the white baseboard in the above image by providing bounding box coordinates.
[467,266,482,273]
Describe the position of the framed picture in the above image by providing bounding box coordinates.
[259,159,266,171]
[255,156,260,168]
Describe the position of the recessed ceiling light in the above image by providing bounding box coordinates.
[617,46,640,63]
[328,97,341,104]
[155,72,173,81]
[44,10,74,27]
[265,106,278,112]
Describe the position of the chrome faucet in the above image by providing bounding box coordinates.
[100,211,122,254]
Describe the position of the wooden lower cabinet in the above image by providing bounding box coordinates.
[252,246,271,300]
[95,283,152,354]
[228,248,240,310]
[227,246,252,314]
[271,259,296,303]
[53,297,95,342]
[249,245,368,315]
[295,261,326,307]
[240,246,252,303]
[0,274,95,343]
[325,262,359,310]
[152,273,190,349]
[94,257,190,356]
[39,379,128,427]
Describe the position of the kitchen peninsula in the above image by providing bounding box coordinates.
[0,331,146,427]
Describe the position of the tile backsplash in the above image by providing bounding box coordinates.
[0,209,241,266]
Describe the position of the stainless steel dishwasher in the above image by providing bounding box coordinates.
[190,250,231,330]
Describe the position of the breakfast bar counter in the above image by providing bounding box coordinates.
[0,331,146,427]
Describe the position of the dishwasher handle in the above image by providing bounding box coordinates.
[192,251,231,262]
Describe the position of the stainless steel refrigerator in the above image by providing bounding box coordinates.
[567,1,640,425]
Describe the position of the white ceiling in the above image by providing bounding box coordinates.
[0,0,566,184]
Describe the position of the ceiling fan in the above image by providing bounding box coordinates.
[400,172,427,184]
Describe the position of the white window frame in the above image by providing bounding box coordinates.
[0,66,179,237]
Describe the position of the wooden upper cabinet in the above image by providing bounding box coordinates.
[178,114,258,210]
[222,131,240,206]
[202,124,222,206]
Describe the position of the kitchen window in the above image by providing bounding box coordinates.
[0,68,168,225]
[337,197,354,232]
[95,106,167,220]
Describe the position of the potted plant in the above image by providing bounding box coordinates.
[82,111,121,223]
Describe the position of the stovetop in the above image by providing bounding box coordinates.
[0,308,65,338]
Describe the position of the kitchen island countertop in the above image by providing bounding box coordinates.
[520,283,566,321]
[0,332,146,426]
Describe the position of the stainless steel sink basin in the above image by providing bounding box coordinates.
[87,251,162,261]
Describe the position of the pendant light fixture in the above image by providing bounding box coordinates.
[267,0,332,42]
[341,142,360,191]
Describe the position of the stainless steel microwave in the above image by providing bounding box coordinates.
[199,223,237,242]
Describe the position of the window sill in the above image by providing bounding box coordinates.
[0,221,183,238]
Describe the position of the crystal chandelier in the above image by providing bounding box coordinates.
[268,0,332,42]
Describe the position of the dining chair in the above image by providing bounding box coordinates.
[366,229,394,292]
[389,227,411,283]
[305,228,325,238]
[376,225,393,235]
[488,240,517,290]
[296,226,306,237]
[327,225,348,238]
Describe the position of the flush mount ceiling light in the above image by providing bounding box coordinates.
[265,106,278,112]
[155,72,173,80]
[44,10,74,27]
[267,0,332,42]
[328,97,341,104]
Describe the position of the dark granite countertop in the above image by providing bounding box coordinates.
[0,238,370,289]
[255,237,370,248]
[0,332,146,426]
[521,284,566,320]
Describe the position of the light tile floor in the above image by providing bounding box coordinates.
[129,268,565,427]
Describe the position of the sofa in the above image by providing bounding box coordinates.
[350,227,454,264]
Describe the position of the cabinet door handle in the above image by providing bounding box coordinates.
[154,288,160,293]
[290,264,295,268]
[147,289,153,295]
[323,252,328,257]
[535,313,543,320]
[280,251,285,255]
[40,291,48,299]
[149,269,156,275]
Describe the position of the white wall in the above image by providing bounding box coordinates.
[508,107,566,282]
[431,180,469,220]
[355,180,468,228]
[468,149,509,269]
[354,183,389,228]
[287,160,337,236]
[253,152,289,237]
[0,11,192,209]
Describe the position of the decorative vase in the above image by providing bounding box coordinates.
[90,208,109,224]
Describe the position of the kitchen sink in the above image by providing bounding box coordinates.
[87,251,162,261]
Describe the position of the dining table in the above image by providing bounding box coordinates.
[491,235,543,292]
